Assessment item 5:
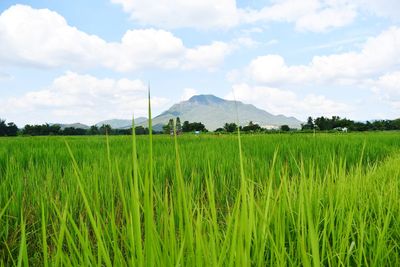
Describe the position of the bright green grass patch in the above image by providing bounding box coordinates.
[0,132,400,266]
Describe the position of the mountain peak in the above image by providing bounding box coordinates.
[187,94,224,104]
[144,94,302,131]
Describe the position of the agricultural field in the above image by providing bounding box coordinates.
[1,132,400,266]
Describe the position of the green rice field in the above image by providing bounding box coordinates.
[1,132,400,266]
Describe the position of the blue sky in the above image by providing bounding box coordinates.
[0,0,399,126]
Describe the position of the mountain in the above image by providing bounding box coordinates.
[139,94,301,131]
[52,123,90,130]
[95,117,147,129]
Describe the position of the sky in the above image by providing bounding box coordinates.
[0,0,399,127]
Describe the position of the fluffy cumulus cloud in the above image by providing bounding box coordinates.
[0,5,233,72]
[111,0,240,29]
[226,83,351,120]
[111,0,400,32]
[183,42,233,70]
[369,71,400,108]
[246,26,400,85]
[0,5,107,69]
[244,0,357,32]
[0,72,169,125]
[234,25,400,117]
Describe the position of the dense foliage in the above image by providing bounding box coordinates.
[163,118,207,134]
[182,120,207,132]
[0,119,18,136]
[17,124,151,136]
[302,116,400,131]
[2,116,400,137]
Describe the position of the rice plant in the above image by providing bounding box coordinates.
[0,130,400,266]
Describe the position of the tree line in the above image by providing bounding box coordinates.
[0,119,18,136]
[0,119,153,136]
[301,116,400,131]
[162,118,208,134]
[1,116,400,137]
[215,121,268,133]
[161,118,286,134]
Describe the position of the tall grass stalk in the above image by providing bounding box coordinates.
[0,126,400,265]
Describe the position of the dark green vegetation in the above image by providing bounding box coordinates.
[2,115,400,137]
[1,132,400,265]
[0,119,18,136]
[302,116,400,131]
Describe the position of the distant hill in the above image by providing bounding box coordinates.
[95,117,147,129]
[50,96,300,131]
[138,94,301,131]
[52,123,90,130]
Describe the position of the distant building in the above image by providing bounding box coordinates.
[263,125,279,130]
[334,127,348,132]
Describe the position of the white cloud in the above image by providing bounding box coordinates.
[113,0,355,32]
[232,37,260,48]
[248,55,315,85]
[0,5,232,72]
[244,0,357,32]
[183,42,233,71]
[0,72,170,125]
[246,26,400,85]
[294,5,357,32]
[111,0,240,29]
[236,26,400,118]
[111,0,400,32]
[0,5,106,69]
[226,83,351,120]
[369,71,400,108]
[180,88,198,101]
[107,29,185,71]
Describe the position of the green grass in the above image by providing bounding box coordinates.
[0,132,400,266]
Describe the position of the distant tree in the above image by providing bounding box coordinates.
[242,121,261,132]
[62,127,86,136]
[224,123,238,133]
[162,124,169,134]
[214,127,225,133]
[6,122,18,136]
[22,124,60,136]
[312,116,355,131]
[163,119,174,134]
[314,116,329,130]
[0,119,7,136]
[392,119,400,129]
[49,125,61,135]
[99,124,112,135]
[176,117,182,135]
[88,125,100,135]
[301,116,315,130]
[113,129,131,135]
[0,120,18,136]
[163,118,207,134]
[182,121,190,132]
[280,125,290,132]
[135,126,148,135]
[190,122,206,132]
[169,119,174,135]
